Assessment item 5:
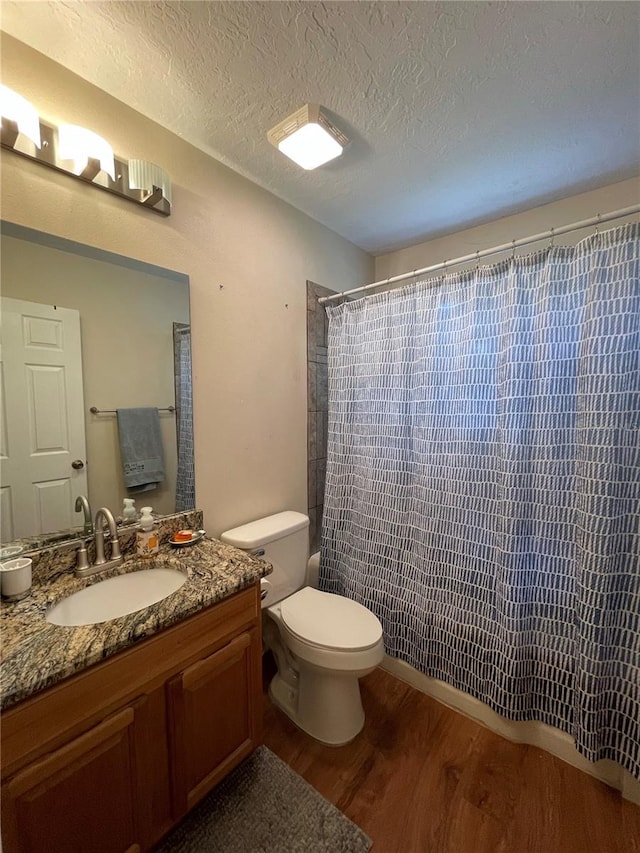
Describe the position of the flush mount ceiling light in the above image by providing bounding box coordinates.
[267,104,349,170]
[0,85,41,149]
[0,85,171,216]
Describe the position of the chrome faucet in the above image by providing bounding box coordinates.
[76,506,123,578]
[94,507,122,566]
[74,495,93,535]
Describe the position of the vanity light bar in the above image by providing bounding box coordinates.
[0,86,171,216]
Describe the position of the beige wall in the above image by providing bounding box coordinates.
[1,233,189,518]
[0,34,374,536]
[375,177,640,280]
[5,33,636,537]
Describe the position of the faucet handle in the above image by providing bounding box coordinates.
[76,543,90,572]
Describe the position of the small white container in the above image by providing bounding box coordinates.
[0,557,32,600]
[0,545,24,561]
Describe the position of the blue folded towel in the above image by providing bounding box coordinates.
[117,407,165,492]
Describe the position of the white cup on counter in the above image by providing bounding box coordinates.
[0,557,32,600]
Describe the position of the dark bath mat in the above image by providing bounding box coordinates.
[154,745,372,852]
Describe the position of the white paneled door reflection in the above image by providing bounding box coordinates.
[0,298,87,540]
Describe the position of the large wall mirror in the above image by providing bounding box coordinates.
[0,222,195,548]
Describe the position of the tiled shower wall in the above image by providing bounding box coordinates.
[307,281,336,553]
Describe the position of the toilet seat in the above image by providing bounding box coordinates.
[279,587,382,652]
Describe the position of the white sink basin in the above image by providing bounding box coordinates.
[46,568,186,627]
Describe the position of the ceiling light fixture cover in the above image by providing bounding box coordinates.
[0,85,41,148]
[58,123,116,180]
[128,159,173,205]
[268,104,349,170]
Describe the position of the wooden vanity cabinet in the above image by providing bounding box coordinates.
[1,584,262,853]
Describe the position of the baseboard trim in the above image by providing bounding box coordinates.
[380,655,640,805]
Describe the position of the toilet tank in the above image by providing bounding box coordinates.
[220,511,309,607]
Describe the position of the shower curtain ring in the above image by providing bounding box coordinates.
[511,239,516,260]
[550,227,555,248]
[595,213,602,235]
[475,249,480,270]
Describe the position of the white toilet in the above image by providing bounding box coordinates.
[220,511,384,746]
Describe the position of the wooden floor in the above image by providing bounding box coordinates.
[262,666,640,853]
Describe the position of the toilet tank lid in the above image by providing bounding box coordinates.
[220,511,309,549]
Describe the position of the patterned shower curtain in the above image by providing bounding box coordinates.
[320,223,640,778]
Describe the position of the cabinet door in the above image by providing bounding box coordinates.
[167,628,261,816]
[1,705,142,853]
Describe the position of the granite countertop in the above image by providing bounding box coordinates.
[1,536,271,711]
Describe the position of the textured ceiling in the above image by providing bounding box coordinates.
[1,1,638,253]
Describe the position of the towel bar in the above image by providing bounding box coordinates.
[90,406,176,414]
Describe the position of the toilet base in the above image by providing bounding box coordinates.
[269,668,366,746]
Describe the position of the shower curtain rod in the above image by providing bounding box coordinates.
[318,204,640,304]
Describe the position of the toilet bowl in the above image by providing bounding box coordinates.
[267,586,384,745]
[220,512,384,745]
